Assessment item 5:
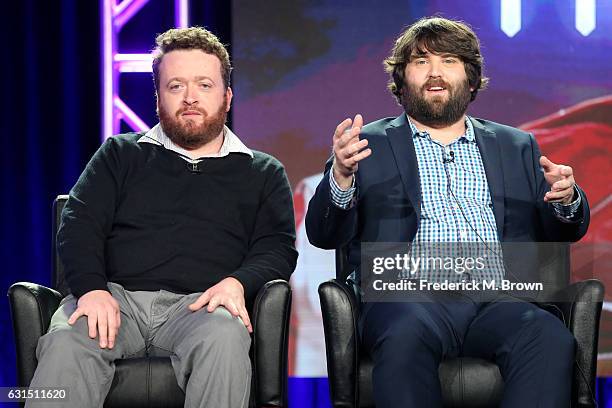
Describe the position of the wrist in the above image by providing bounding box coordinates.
[332,165,353,190]
[565,188,577,204]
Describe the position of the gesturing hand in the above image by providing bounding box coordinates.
[332,114,371,190]
[188,277,252,333]
[68,289,121,349]
[540,156,576,205]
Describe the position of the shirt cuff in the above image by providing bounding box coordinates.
[329,171,356,209]
[552,185,582,221]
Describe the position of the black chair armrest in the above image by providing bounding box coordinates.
[553,279,604,408]
[319,279,360,408]
[7,282,63,387]
[251,279,292,407]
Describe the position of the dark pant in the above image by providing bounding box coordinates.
[361,293,575,408]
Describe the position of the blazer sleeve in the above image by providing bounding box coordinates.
[530,134,590,242]
[305,156,359,249]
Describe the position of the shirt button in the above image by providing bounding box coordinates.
[459,230,468,240]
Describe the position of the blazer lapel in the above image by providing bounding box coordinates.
[386,115,421,221]
[471,118,506,240]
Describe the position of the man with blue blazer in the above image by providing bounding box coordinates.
[306,17,589,408]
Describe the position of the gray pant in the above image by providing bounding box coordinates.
[26,282,251,408]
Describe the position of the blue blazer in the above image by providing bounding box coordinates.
[305,114,589,278]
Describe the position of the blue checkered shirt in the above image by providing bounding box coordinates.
[407,117,504,282]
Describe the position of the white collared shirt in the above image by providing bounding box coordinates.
[137,123,253,163]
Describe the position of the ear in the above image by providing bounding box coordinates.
[155,92,160,115]
[225,87,233,112]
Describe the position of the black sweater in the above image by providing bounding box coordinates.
[58,133,298,300]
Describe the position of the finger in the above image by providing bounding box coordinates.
[111,299,121,329]
[97,310,108,348]
[552,179,573,191]
[333,118,353,141]
[544,187,574,202]
[207,296,221,313]
[348,148,372,165]
[549,187,574,199]
[337,139,367,164]
[560,165,573,177]
[353,113,363,130]
[239,307,253,333]
[68,309,85,325]
[335,126,362,150]
[344,139,369,158]
[225,301,241,317]
[107,311,118,349]
[539,156,556,172]
[188,291,210,311]
[87,313,98,339]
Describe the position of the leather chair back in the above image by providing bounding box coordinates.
[52,195,70,296]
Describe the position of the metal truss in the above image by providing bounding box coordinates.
[101,0,190,140]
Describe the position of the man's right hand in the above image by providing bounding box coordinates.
[68,289,121,349]
[332,114,371,190]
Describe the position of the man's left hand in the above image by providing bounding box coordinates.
[188,277,253,333]
[540,156,576,205]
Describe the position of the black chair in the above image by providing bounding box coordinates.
[319,244,604,408]
[8,195,292,408]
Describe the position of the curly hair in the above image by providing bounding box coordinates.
[384,17,489,103]
[152,27,232,92]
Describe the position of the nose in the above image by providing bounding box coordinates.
[427,60,442,78]
[183,84,198,105]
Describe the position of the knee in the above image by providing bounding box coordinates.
[526,309,575,357]
[186,307,251,356]
[36,323,99,362]
[374,312,443,357]
[39,318,93,346]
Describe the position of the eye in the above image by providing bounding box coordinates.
[443,57,458,64]
[414,58,428,65]
[199,82,213,89]
[168,83,183,91]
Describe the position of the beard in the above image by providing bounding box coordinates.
[401,78,471,128]
[158,99,228,150]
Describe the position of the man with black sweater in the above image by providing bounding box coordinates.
[27,27,297,408]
